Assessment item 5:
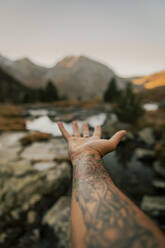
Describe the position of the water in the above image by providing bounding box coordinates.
[143,103,158,111]
[26,111,107,136]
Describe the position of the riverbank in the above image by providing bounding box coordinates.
[0,102,165,247]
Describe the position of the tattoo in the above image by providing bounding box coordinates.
[72,153,159,248]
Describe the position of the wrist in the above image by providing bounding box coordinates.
[70,149,101,162]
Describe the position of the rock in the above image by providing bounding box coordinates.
[134,148,155,160]
[0,145,21,165]
[153,161,165,178]
[21,138,68,161]
[43,196,71,248]
[20,132,52,146]
[152,180,165,189]
[0,132,26,164]
[141,196,165,212]
[139,127,155,145]
[0,160,71,247]
[0,132,26,147]
[34,161,55,171]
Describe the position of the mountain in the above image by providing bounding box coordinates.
[0,54,126,100]
[133,70,165,89]
[0,66,59,103]
[44,56,125,100]
[0,55,48,88]
[0,67,31,103]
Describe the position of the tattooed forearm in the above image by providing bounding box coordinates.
[72,152,164,248]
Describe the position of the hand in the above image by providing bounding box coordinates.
[58,121,126,160]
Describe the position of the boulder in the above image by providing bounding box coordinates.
[134,148,155,160]
[152,180,165,189]
[0,160,71,247]
[153,161,165,178]
[43,196,71,248]
[141,196,165,212]
[0,132,26,165]
[21,138,68,161]
[139,127,155,145]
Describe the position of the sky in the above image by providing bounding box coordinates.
[0,0,165,76]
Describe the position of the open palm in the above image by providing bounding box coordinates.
[58,121,126,159]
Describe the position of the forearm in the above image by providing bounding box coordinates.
[71,152,165,248]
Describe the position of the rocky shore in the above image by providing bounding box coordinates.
[0,103,165,248]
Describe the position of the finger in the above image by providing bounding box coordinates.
[109,130,126,149]
[72,121,81,137]
[57,122,71,140]
[82,122,90,137]
[93,125,102,138]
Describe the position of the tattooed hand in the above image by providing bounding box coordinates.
[57,121,126,160]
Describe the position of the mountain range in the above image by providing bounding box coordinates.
[0,54,126,100]
[0,53,164,101]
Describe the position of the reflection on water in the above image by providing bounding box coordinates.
[143,103,158,111]
[26,112,107,136]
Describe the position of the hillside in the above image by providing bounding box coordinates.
[133,70,165,89]
[138,86,165,103]
[0,67,31,103]
[0,55,48,88]
[0,67,59,103]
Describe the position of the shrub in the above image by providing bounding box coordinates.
[115,82,144,123]
[104,77,120,102]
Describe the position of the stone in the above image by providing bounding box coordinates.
[135,148,155,160]
[34,161,55,171]
[43,196,71,248]
[0,131,26,147]
[20,132,52,146]
[141,196,165,212]
[153,161,165,178]
[152,180,165,189]
[0,132,26,164]
[0,160,71,247]
[21,138,68,161]
[0,145,21,165]
[139,127,155,145]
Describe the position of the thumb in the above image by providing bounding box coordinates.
[109,130,126,150]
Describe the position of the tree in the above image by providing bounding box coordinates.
[44,81,59,102]
[104,77,120,102]
[115,82,144,123]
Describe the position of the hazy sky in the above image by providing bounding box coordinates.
[0,0,165,76]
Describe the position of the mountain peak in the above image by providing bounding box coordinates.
[58,56,81,68]
[15,57,34,65]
